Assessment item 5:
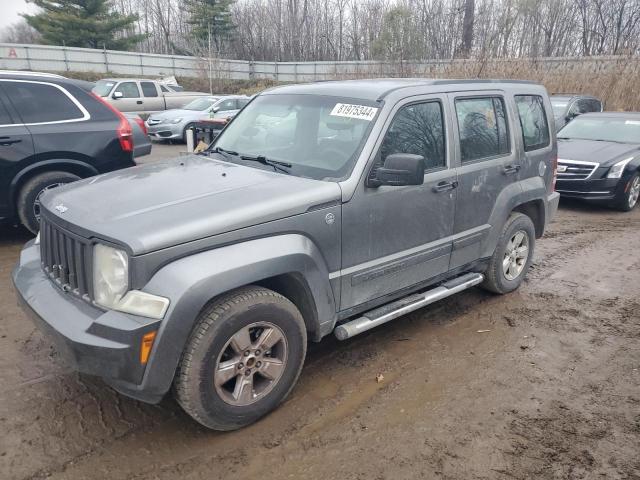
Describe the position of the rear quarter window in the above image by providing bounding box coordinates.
[515,95,550,151]
[2,81,86,124]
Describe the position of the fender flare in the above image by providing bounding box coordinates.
[138,234,337,397]
[9,159,98,207]
[481,176,547,258]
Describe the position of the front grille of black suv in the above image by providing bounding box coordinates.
[557,160,599,180]
[40,217,93,301]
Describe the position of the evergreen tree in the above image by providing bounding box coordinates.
[185,0,235,52]
[23,0,145,50]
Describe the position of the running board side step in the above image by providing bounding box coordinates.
[334,272,484,341]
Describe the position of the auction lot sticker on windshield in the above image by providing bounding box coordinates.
[330,103,378,121]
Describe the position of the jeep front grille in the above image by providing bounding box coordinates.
[40,217,93,301]
[557,159,599,180]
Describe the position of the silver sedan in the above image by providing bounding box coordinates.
[146,95,251,142]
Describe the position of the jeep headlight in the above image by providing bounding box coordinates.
[607,157,634,179]
[93,244,169,319]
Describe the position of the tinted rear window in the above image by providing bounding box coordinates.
[455,97,510,162]
[141,82,158,97]
[2,81,85,124]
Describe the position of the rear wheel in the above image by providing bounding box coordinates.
[17,171,80,234]
[614,172,640,212]
[482,212,535,294]
[174,286,307,430]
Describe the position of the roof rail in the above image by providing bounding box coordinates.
[0,70,65,79]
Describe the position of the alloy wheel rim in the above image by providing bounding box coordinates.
[33,183,64,222]
[214,322,288,406]
[628,177,640,209]
[502,230,529,281]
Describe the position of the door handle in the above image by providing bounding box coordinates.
[0,137,21,146]
[136,100,143,105]
[503,164,521,174]
[433,180,458,192]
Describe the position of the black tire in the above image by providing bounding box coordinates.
[174,286,307,430]
[613,172,640,212]
[482,212,536,294]
[182,123,196,144]
[17,171,80,234]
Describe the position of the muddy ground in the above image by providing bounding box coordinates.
[1,201,639,480]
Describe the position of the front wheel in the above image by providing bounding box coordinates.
[174,286,307,430]
[614,172,640,212]
[17,171,80,234]
[482,212,535,294]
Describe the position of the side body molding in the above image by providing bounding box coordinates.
[135,234,337,398]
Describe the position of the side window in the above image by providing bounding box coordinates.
[515,95,550,152]
[238,98,250,109]
[160,84,170,93]
[380,101,446,171]
[455,97,510,163]
[140,82,158,98]
[0,94,14,125]
[217,99,238,112]
[2,81,84,124]
[114,82,140,98]
[587,99,602,112]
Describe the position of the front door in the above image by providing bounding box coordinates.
[448,92,521,269]
[340,95,457,310]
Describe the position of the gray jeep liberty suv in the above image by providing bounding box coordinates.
[13,79,560,430]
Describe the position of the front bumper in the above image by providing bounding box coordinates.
[556,177,623,202]
[12,241,163,402]
[146,121,183,140]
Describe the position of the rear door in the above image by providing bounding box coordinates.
[340,95,458,309]
[0,84,34,218]
[140,81,163,113]
[448,91,520,269]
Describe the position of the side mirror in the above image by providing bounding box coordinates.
[369,153,425,187]
[212,106,220,113]
[112,91,124,99]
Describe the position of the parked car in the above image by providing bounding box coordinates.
[551,94,603,131]
[0,71,138,233]
[556,112,640,211]
[13,79,559,430]
[146,95,251,142]
[124,113,152,158]
[92,79,208,114]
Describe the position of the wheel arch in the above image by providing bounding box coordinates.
[512,199,545,238]
[10,159,98,212]
[135,234,337,399]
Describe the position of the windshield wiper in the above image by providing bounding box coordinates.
[240,154,292,174]
[207,146,238,159]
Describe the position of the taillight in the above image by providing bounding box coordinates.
[552,155,558,191]
[134,116,147,136]
[92,92,134,153]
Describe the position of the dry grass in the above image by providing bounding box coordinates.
[50,56,640,111]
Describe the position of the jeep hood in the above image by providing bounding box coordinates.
[558,138,640,167]
[42,155,342,254]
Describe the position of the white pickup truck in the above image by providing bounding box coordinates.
[92,78,209,114]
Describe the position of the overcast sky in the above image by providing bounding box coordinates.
[1,0,37,31]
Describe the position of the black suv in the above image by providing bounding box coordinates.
[0,71,136,233]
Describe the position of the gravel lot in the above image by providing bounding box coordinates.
[1,145,639,479]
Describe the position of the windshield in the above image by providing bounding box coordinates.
[92,80,116,97]
[213,94,380,180]
[551,100,568,117]
[184,97,219,111]
[558,117,640,143]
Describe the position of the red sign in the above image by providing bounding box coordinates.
[8,48,17,58]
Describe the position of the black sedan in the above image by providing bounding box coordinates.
[556,112,640,211]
